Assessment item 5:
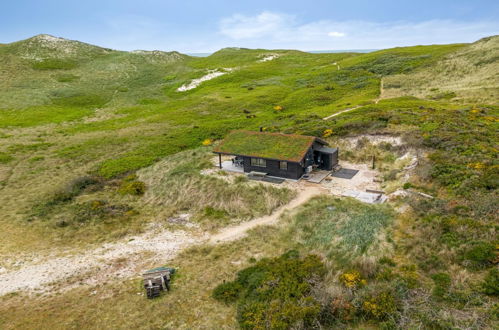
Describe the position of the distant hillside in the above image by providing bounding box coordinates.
[382,35,499,104]
[1,34,496,111]
[0,34,190,109]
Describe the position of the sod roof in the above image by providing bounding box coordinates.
[214,130,325,162]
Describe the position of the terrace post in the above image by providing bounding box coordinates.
[219,153,222,169]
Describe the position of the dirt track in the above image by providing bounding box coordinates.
[210,185,323,243]
[0,186,323,296]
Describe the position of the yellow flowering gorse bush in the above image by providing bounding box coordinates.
[467,162,486,169]
[322,129,334,138]
[339,271,366,289]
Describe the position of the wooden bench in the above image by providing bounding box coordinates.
[249,171,267,177]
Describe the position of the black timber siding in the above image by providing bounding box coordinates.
[313,149,338,171]
[242,157,304,179]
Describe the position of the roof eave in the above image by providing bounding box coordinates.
[213,151,303,163]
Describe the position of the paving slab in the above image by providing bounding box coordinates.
[332,168,359,179]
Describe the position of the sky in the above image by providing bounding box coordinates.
[1,0,498,53]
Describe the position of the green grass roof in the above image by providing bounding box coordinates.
[214,130,320,162]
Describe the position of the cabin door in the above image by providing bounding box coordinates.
[313,151,332,170]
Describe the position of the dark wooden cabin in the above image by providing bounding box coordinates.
[213,130,338,180]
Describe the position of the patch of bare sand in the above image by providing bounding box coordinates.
[322,161,381,196]
[0,228,195,296]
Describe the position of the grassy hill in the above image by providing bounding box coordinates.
[0,35,497,329]
[383,35,499,103]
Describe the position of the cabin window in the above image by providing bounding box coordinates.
[250,158,266,167]
[279,161,288,170]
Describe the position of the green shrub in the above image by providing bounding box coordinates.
[118,176,146,196]
[462,241,496,269]
[32,176,102,218]
[68,176,102,193]
[482,268,499,296]
[202,206,228,220]
[212,281,243,304]
[402,182,412,190]
[431,273,451,299]
[212,251,326,329]
[72,200,134,223]
[419,254,444,272]
[48,175,102,205]
[361,288,399,320]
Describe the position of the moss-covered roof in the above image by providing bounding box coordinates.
[214,130,324,162]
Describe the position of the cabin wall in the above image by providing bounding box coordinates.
[331,149,339,167]
[242,157,304,179]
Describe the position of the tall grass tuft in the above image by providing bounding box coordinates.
[286,196,394,269]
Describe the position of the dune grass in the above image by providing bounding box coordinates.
[137,148,296,230]
[284,196,394,269]
[382,36,499,104]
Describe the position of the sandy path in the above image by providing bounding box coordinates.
[210,185,324,243]
[323,106,362,120]
[0,230,195,296]
[323,79,384,120]
[0,186,323,296]
[176,69,232,92]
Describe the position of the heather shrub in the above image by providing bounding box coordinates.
[72,200,134,223]
[462,241,496,269]
[431,273,451,299]
[482,268,499,296]
[118,174,146,195]
[212,251,326,329]
[319,296,356,325]
[44,175,102,207]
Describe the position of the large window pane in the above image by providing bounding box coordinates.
[251,158,266,167]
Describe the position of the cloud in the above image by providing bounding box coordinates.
[217,11,499,50]
[66,11,499,53]
[219,11,292,40]
[328,31,346,37]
